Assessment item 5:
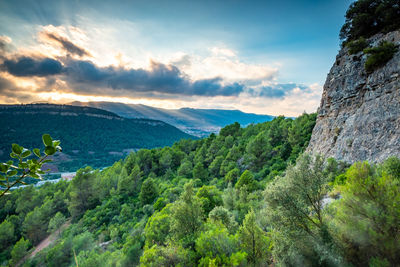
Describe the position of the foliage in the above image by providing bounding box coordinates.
[340,0,400,43]
[48,212,67,235]
[10,237,30,266]
[364,41,398,72]
[0,114,320,266]
[346,37,369,54]
[68,167,100,219]
[238,210,271,265]
[140,244,193,267]
[0,134,61,197]
[235,170,259,192]
[330,161,400,266]
[140,178,158,205]
[196,221,245,266]
[170,182,204,248]
[0,104,193,171]
[264,154,343,266]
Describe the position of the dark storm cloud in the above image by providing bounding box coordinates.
[44,32,90,57]
[192,78,244,96]
[63,59,244,97]
[0,50,303,99]
[257,83,308,98]
[1,56,63,77]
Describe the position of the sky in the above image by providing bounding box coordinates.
[0,0,352,116]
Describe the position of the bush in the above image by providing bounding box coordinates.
[364,41,398,73]
[346,37,369,54]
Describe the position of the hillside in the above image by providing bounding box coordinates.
[0,113,319,266]
[0,104,193,171]
[70,101,274,137]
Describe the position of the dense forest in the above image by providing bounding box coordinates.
[1,112,399,266]
[0,104,193,171]
[1,1,400,266]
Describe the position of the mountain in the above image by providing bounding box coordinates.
[307,30,400,163]
[70,101,274,137]
[0,104,193,171]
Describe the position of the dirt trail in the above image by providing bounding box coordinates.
[16,220,71,266]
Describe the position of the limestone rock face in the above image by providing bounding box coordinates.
[307,30,400,163]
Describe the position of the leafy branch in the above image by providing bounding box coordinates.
[0,134,62,197]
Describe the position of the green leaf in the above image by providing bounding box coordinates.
[44,146,56,156]
[33,148,41,157]
[12,144,23,155]
[0,181,6,187]
[19,162,28,169]
[8,170,18,176]
[42,159,52,163]
[52,140,61,147]
[17,180,27,185]
[21,149,32,158]
[56,146,62,152]
[0,175,5,181]
[10,153,18,159]
[0,164,9,173]
[42,134,53,147]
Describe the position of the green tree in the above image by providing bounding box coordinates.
[171,182,204,248]
[193,162,208,182]
[118,164,142,196]
[219,122,241,137]
[331,160,400,266]
[235,170,258,192]
[196,221,244,266]
[10,237,30,266]
[264,154,341,266]
[196,185,223,215]
[140,178,159,205]
[238,210,270,265]
[340,0,400,43]
[68,167,99,219]
[140,244,193,267]
[224,167,240,184]
[209,155,224,177]
[0,219,15,251]
[208,206,238,234]
[144,204,172,247]
[177,160,192,178]
[48,212,66,236]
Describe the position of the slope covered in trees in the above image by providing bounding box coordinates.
[1,112,399,266]
[0,113,316,266]
[0,104,194,171]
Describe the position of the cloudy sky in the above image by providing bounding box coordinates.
[0,0,351,116]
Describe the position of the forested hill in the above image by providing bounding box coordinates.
[70,101,274,137]
[0,113,319,266]
[0,104,194,171]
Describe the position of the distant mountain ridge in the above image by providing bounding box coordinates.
[0,104,193,171]
[70,101,274,137]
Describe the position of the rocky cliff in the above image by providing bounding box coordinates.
[307,30,400,163]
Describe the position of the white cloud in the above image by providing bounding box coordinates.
[171,47,279,83]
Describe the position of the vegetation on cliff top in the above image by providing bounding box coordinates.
[340,0,400,43]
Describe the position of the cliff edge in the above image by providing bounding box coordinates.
[307,30,400,163]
